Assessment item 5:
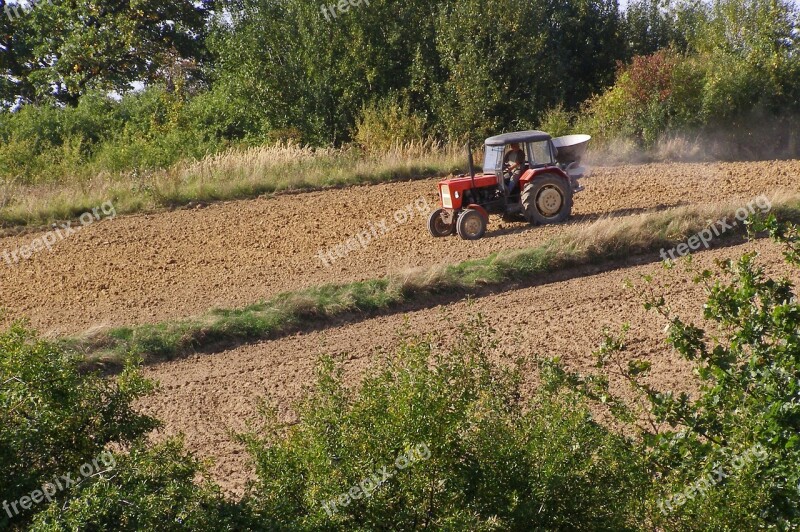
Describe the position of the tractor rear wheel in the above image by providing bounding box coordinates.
[428,209,455,237]
[521,174,573,225]
[456,209,487,240]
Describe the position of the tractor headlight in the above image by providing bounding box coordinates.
[454,191,460,199]
[441,187,453,208]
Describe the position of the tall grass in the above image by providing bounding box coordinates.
[0,141,463,229]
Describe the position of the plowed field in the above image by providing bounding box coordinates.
[140,240,798,495]
[3,159,799,494]
[1,160,797,335]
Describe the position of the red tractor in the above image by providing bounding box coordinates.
[428,130,591,240]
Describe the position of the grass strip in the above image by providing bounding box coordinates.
[68,191,800,369]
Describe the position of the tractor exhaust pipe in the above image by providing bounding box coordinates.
[467,143,476,191]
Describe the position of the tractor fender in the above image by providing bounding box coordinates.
[465,204,490,224]
[519,167,570,189]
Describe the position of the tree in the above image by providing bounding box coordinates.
[433,0,624,140]
[624,0,681,56]
[210,0,442,145]
[211,0,626,144]
[0,0,212,108]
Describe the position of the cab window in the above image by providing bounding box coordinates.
[528,141,554,166]
[482,145,505,175]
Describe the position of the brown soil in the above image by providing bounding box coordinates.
[3,159,799,496]
[1,160,797,335]
[139,240,798,496]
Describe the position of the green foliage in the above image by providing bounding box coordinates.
[0,323,158,527]
[624,0,689,56]
[29,440,246,531]
[205,0,625,145]
[241,319,646,530]
[0,0,211,107]
[537,105,575,137]
[580,0,800,147]
[354,95,426,153]
[549,216,800,527]
[208,0,442,146]
[0,86,228,184]
[432,0,623,141]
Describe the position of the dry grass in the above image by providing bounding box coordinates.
[0,141,463,230]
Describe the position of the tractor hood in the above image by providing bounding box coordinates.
[437,173,499,210]
[438,173,498,188]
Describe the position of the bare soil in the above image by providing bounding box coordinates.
[1,160,797,335]
[3,159,799,495]
[140,240,797,496]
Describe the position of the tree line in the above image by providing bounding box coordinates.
[0,0,797,176]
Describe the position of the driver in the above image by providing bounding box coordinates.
[504,143,525,193]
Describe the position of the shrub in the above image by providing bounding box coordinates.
[537,105,575,137]
[698,54,763,123]
[354,96,427,154]
[0,323,158,528]
[579,39,798,150]
[549,216,800,527]
[29,440,246,531]
[578,50,680,146]
[241,318,646,530]
[0,86,230,185]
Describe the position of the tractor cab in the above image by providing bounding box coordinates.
[482,131,558,197]
[428,130,591,241]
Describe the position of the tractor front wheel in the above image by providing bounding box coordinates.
[521,174,573,225]
[456,209,487,240]
[428,209,455,237]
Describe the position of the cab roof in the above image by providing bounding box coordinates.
[485,130,551,146]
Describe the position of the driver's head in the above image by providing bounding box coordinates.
[509,143,520,150]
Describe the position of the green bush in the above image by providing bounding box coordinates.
[354,96,427,153]
[578,0,799,149]
[549,216,800,527]
[0,323,158,528]
[29,440,246,531]
[577,49,679,145]
[537,105,575,137]
[698,54,763,123]
[0,86,229,185]
[241,318,647,530]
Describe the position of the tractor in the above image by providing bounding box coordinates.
[427,130,591,240]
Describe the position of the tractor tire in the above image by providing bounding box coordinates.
[428,209,455,237]
[456,209,487,240]
[521,174,573,225]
